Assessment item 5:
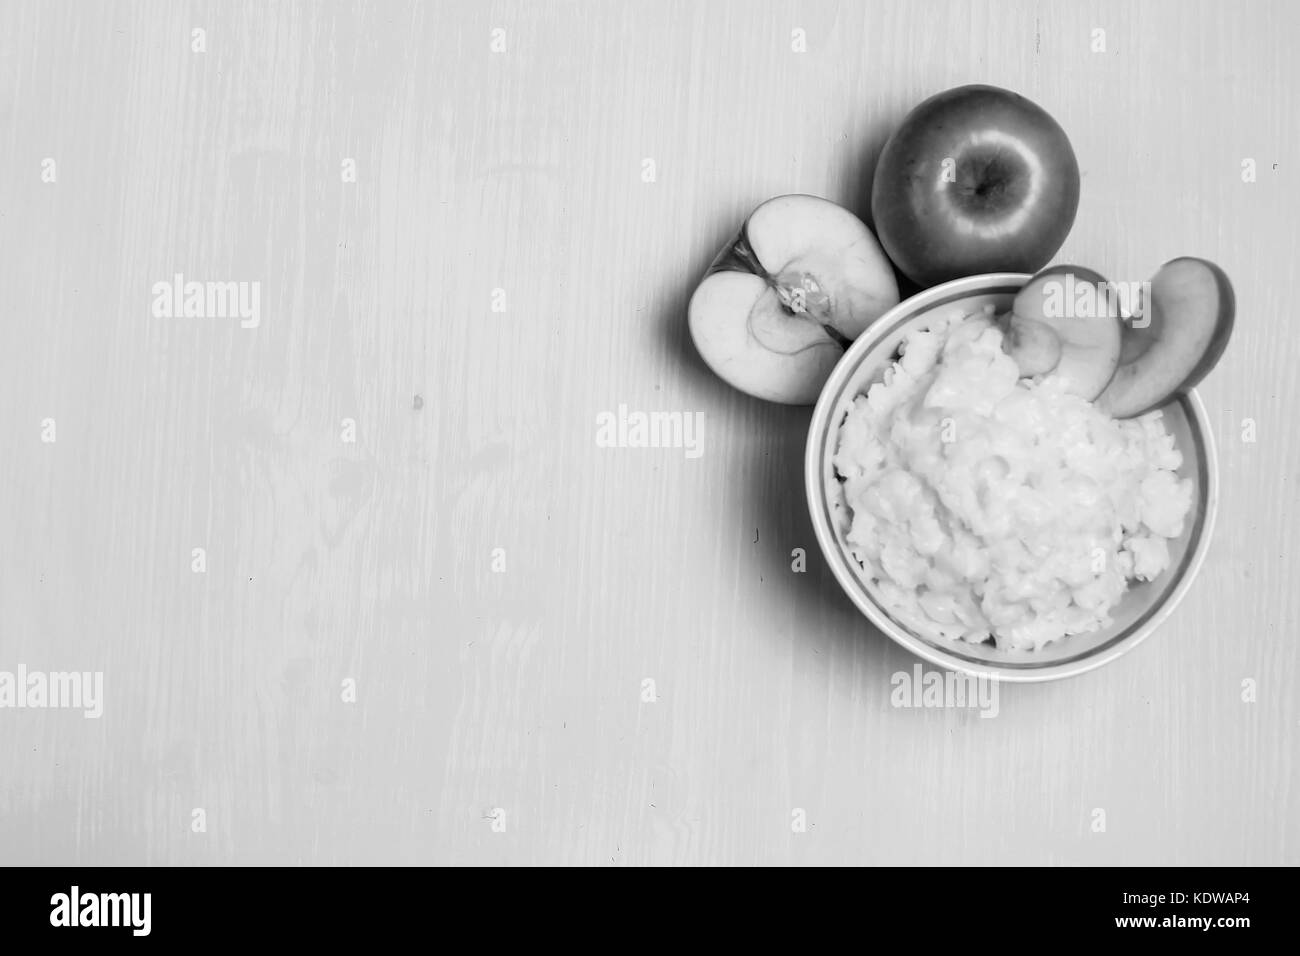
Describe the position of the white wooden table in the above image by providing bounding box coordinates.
[1,0,1295,865]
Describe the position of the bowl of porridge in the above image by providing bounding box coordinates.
[805,273,1217,682]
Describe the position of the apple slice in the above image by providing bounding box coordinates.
[688,195,899,404]
[1095,258,1235,418]
[1007,265,1123,400]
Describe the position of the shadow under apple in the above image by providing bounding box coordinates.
[662,255,894,668]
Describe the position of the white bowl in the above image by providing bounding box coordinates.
[805,273,1218,682]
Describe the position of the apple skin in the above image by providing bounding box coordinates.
[870,85,1081,288]
[1169,258,1235,394]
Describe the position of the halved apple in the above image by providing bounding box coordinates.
[687,195,899,404]
[1095,258,1235,419]
[1006,265,1123,401]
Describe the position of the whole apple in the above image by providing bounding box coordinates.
[870,84,1080,287]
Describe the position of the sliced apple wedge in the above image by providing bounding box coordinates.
[1008,265,1123,401]
[1096,258,1235,418]
[688,195,899,404]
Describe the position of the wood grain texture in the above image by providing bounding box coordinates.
[0,0,1296,866]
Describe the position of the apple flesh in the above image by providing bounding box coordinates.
[1095,258,1235,418]
[1006,265,1122,401]
[688,195,899,404]
[871,84,1081,288]
[1002,315,1063,377]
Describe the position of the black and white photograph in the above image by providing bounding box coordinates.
[0,0,1295,909]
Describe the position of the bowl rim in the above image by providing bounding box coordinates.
[804,272,1219,683]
